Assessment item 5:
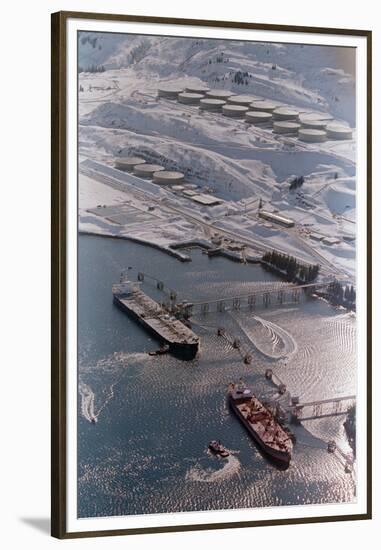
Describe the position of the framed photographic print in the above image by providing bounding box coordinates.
[51,11,372,539]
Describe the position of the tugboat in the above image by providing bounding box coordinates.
[208,440,230,458]
[148,344,170,356]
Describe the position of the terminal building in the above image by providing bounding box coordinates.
[258,210,295,227]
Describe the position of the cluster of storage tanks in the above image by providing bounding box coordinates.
[157,84,353,143]
[114,156,185,185]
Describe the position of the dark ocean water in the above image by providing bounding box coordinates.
[78,234,356,518]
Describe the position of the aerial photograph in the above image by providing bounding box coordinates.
[77,31,357,519]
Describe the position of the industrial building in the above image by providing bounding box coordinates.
[228,95,257,106]
[273,121,301,134]
[178,92,204,105]
[222,104,249,117]
[183,189,198,197]
[133,164,164,178]
[258,210,295,227]
[249,100,278,112]
[185,85,210,94]
[191,193,221,206]
[114,157,146,171]
[245,111,273,124]
[206,89,236,100]
[326,124,353,140]
[153,170,185,185]
[323,236,341,245]
[199,98,226,111]
[157,86,184,99]
[298,128,327,142]
[273,107,300,121]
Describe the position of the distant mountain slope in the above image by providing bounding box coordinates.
[78,32,355,124]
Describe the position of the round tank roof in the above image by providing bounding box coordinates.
[206,89,236,100]
[199,98,226,110]
[153,171,185,183]
[245,111,273,123]
[178,92,204,104]
[249,100,278,112]
[298,128,327,142]
[299,113,334,123]
[228,95,257,106]
[185,85,210,94]
[326,124,353,140]
[114,157,146,170]
[133,164,165,176]
[157,86,184,97]
[222,104,249,117]
[273,121,301,133]
[273,107,300,120]
[300,119,328,129]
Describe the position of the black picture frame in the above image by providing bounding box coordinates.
[51,11,372,539]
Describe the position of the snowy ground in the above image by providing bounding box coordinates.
[78,33,356,281]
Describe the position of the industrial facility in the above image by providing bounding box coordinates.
[298,128,327,142]
[250,100,278,112]
[245,111,273,124]
[199,98,226,111]
[273,107,300,121]
[326,124,353,140]
[178,92,204,105]
[153,171,185,185]
[259,210,295,227]
[273,121,301,134]
[133,164,165,178]
[185,85,210,94]
[206,89,236,100]
[157,86,184,99]
[222,104,249,117]
[114,156,146,171]
[228,95,257,106]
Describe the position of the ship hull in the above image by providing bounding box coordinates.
[229,395,291,465]
[114,296,199,360]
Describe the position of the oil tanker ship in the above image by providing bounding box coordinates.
[228,383,293,465]
[112,281,199,360]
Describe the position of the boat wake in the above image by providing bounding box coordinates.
[79,380,97,423]
[185,454,240,483]
[233,313,297,360]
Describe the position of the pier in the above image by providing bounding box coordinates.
[291,395,356,422]
[177,280,334,316]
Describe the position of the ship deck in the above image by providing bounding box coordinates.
[115,289,199,345]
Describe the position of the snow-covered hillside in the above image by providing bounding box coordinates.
[78,32,357,280]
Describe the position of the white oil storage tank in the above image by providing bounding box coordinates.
[222,104,249,117]
[273,121,301,134]
[153,171,185,185]
[178,92,204,105]
[298,128,327,142]
[326,124,353,140]
[245,111,273,124]
[228,95,257,106]
[133,164,165,178]
[299,118,328,130]
[206,89,236,100]
[114,157,146,171]
[199,98,226,111]
[249,100,278,112]
[157,86,184,99]
[273,107,299,120]
[185,85,210,94]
